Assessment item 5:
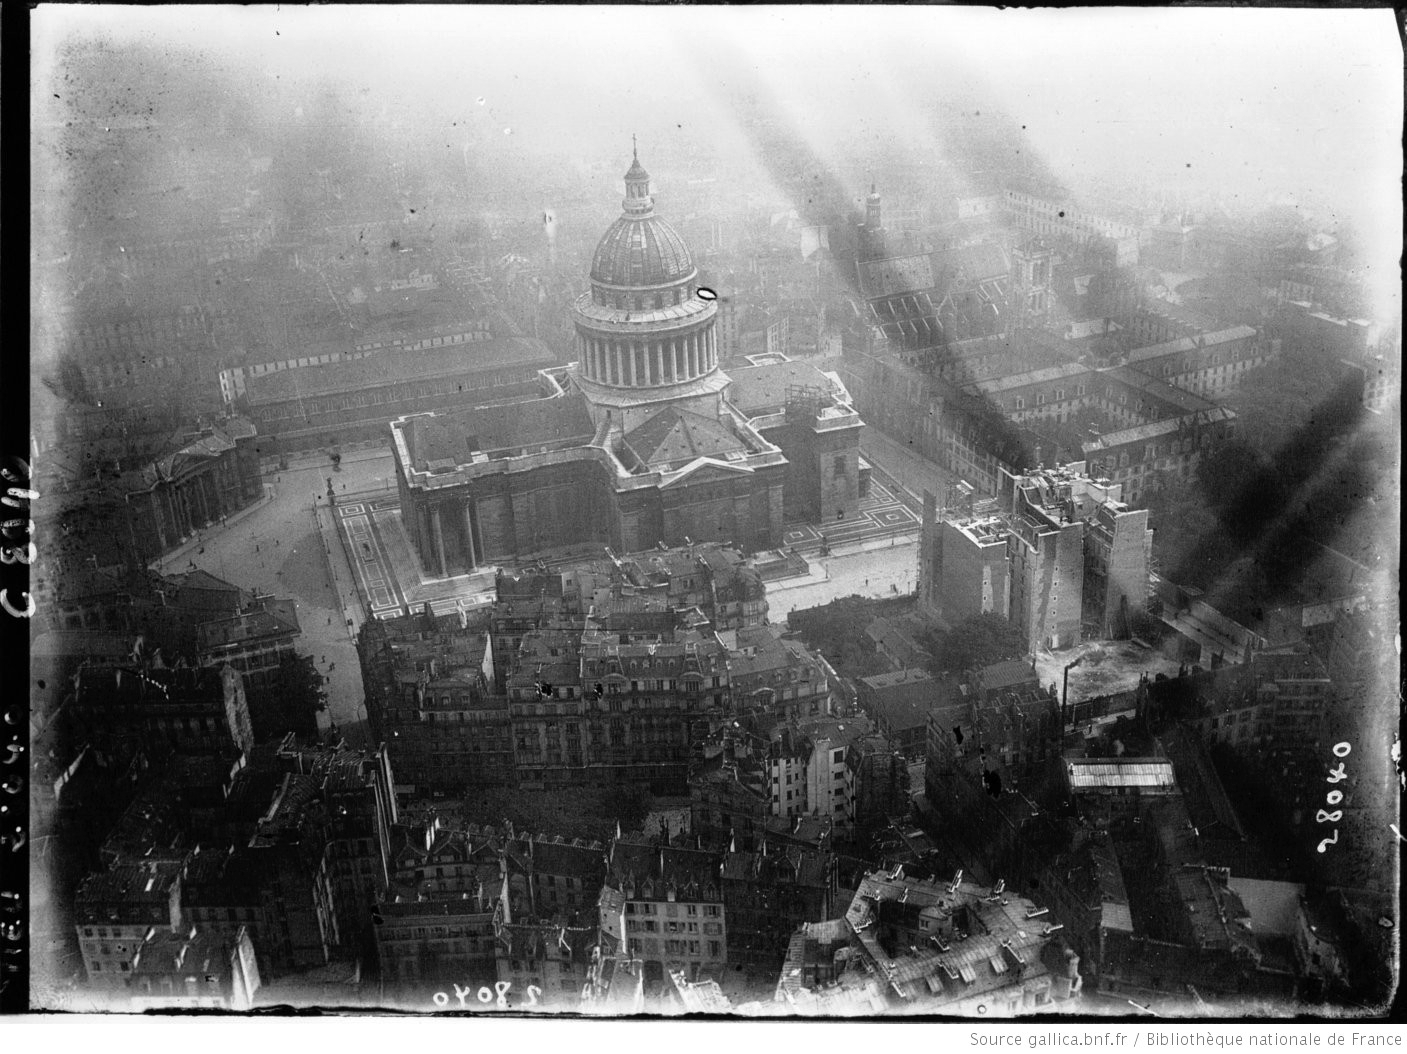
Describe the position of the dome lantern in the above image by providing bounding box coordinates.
[622,134,654,216]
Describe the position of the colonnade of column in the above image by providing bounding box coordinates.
[577,326,717,387]
[422,498,481,578]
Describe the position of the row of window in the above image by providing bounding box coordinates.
[252,371,531,420]
[625,902,720,917]
[590,286,691,311]
[353,331,488,354]
[508,675,721,703]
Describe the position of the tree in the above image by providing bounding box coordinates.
[1140,469,1222,587]
[249,653,325,742]
[930,613,1027,673]
[789,595,905,680]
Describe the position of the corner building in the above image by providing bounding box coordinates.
[392,150,858,574]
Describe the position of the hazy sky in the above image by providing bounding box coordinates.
[33,5,1403,316]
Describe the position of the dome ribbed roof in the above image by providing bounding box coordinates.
[590,214,695,288]
[589,148,696,289]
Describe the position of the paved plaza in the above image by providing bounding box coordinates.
[780,478,920,553]
[326,474,922,625]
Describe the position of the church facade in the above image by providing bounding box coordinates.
[391,150,862,577]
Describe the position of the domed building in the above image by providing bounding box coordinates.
[570,147,730,435]
[389,149,863,579]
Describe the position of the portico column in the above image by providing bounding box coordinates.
[688,334,698,376]
[462,501,477,571]
[612,343,622,386]
[418,503,432,559]
[431,506,448,578]
[655,344,666,385]
[629,343,638,386]
[671,338,682,380]
[194,476,210,527]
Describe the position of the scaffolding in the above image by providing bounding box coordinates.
[784,384,826,423]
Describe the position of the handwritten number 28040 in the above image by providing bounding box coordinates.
[431,981,542,1009]
[1317,742,1351,853]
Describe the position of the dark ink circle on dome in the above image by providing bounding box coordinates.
[696,287,717,301]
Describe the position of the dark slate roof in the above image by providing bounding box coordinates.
[865,681,953,737]
[980,660,1040,692]
[872,689,951,731]
[1158,727,1245,840]
[719,845,831,888]
[517,835,609,879]
[622,406,747,469]
[246,337,556,404]
[198,603,301,651]
[404,393,596,467]
[1099,364,1218,414]
[139,428,243,487]
[608,841,724,899]
[131,929,235,978]
[864,618,931,664]
[167,568,244,596]
[726,360,842,416]
[859,243,1011,299]
[76,861,183,905]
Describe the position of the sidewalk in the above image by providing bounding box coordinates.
[152,483,277,574]
[315,498,367,641]
[861,428,964,507]
[261,444,393,475]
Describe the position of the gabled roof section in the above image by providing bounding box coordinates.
[657,456,756,488]
[170,568,243,595]
[151,429,237,481]
[859,243,1011,299]
[623,405,747,469]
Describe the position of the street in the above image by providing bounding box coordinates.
[157,446,398,746]
[861,427,965,507]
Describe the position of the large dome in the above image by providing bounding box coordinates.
[588,149,695,290]
[590,213,695,289]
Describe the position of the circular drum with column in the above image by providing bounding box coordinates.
[570,147,724,431]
